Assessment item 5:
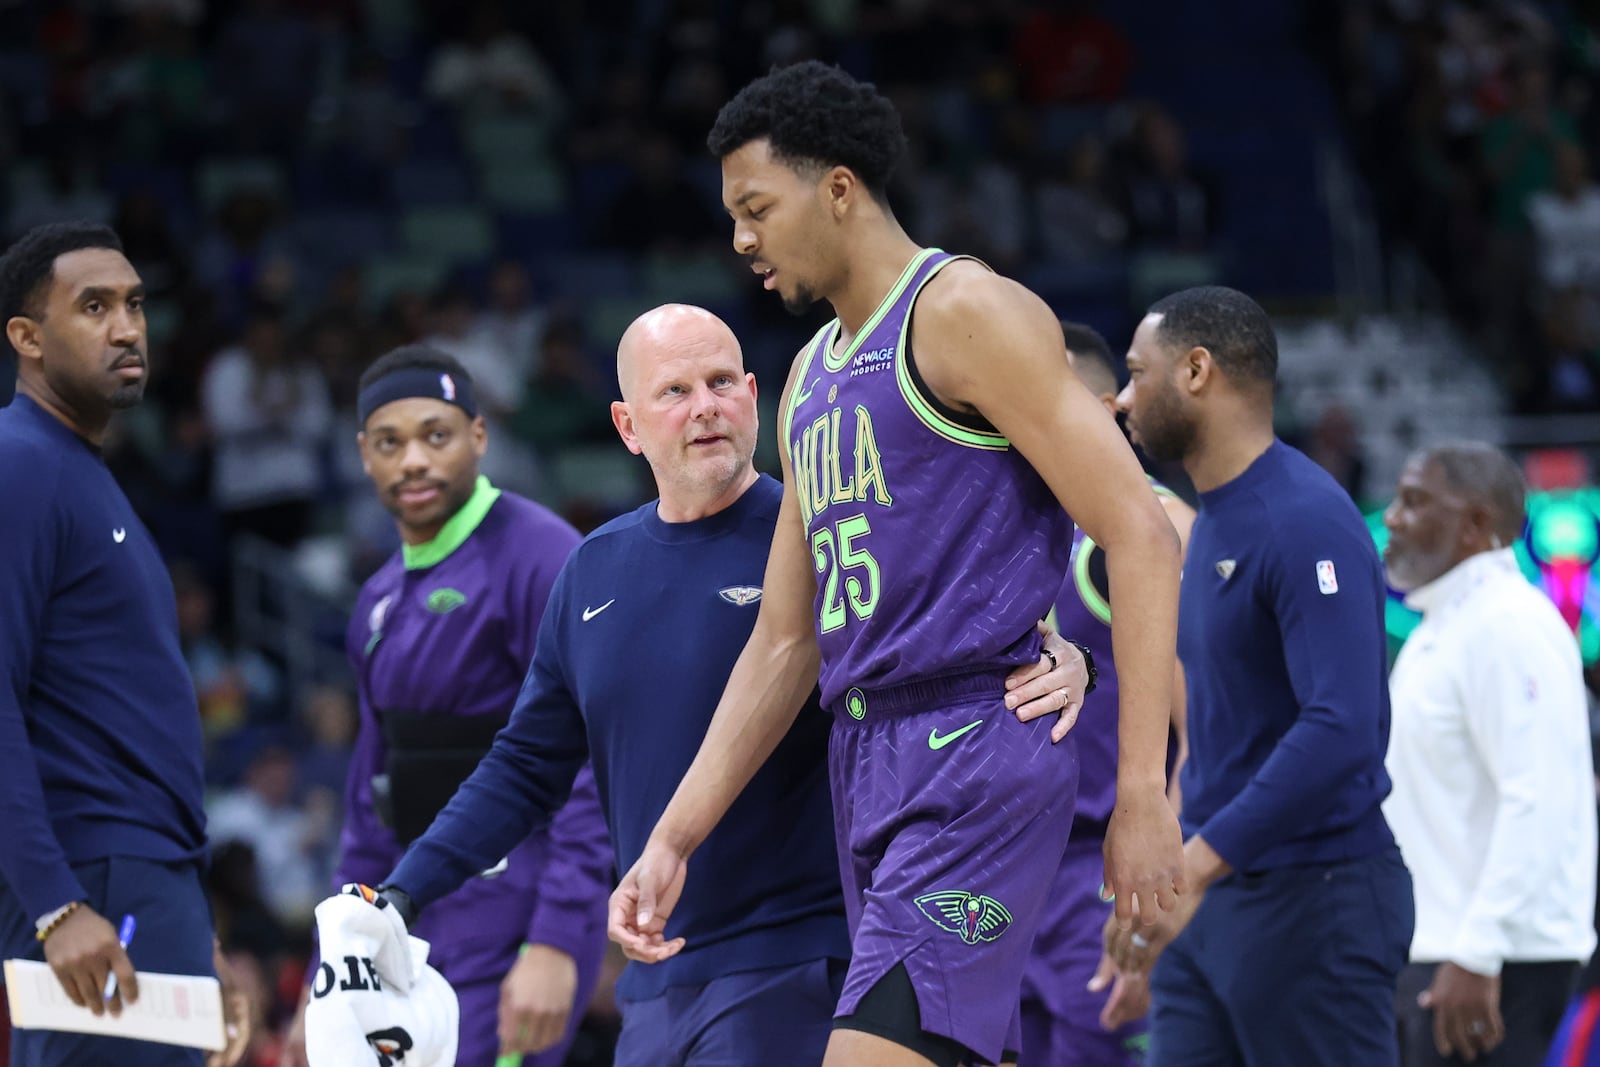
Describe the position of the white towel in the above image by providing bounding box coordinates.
[306,892,459,1067]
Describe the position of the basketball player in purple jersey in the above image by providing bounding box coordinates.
[1022,324,1196,1067]
[611,62,1186,1067]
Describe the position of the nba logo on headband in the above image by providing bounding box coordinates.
[439,374,456,401]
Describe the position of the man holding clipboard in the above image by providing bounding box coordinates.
[0,222,248,1066]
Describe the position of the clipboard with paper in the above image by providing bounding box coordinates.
[3,958,225,1051]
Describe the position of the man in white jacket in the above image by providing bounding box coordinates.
[1383,440,1597,1067]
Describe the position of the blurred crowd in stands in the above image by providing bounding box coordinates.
[2,0,1599,1063]
[1323,0,1600,413]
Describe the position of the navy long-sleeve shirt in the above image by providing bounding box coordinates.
[0,396,207,929]
[1178,441,1395,872]
[389,475,848,998]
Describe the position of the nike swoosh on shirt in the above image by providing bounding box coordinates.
[794,377,821,405]
[582,599,615,622]
[928,720,984,750]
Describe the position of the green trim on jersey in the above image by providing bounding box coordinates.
[781,322,834,449]
[401,475,501,570]
[821,248,941,374]
[1072,477,1180,625]
[893,255,1010,450]
[1072,535,1113,626]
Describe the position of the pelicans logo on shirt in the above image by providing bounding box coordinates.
[426,588,467,614]
[718,586,763,606]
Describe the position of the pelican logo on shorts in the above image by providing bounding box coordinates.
[718,585,763,606]
[426,588,467,614]
[366,1026,415,1065]
[439,373,456,402]
[845,687,867,720]
[915,890,1014,945]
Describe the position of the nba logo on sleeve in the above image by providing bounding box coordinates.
[1315,559,1339,595]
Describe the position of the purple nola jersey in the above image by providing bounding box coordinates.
[782,248,1075,709]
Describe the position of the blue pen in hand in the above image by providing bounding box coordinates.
[102,914,136,1003]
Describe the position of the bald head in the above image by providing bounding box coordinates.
[617,304,744,402]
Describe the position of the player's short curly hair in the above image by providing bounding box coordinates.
[0,221,124,323]
[1060,321,1119,395]
[1147,286,1278,388]
[707,60,908,198]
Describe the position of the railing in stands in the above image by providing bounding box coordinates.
[230,534,359,701]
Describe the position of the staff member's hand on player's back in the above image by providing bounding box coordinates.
[611,637,1094,961]
[1007,622,1092,742]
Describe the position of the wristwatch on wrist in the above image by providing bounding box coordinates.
[1068,640,1098,695]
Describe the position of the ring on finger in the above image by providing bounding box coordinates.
[1130,933,1151,949]
[1470,1021,1487,1035]
[1059,687,1071,707]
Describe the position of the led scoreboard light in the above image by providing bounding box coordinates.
[1365,487,1600,668]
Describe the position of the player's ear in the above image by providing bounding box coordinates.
[1464,498,1498,551]
[356,431,373,477]
[611,400,643,455]
[825,165,856,218]
[470,414,488,457]
[1184,346,1214,394]
[6,315,42,363]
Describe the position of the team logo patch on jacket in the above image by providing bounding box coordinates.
[425,588,467,614]
[718,586,763,606]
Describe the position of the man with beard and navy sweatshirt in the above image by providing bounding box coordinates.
[1100,286,1413,1067]
[0,221,248,1067]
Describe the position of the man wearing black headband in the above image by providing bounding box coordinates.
[283,345,611,1067]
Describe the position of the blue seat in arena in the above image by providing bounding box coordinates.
[289,209,391,266]
[363,254,448,307]
[102,163,197,234]
[196,157,288,213]
[498,212,580,258]
[569,160,633,228]
[461,113,553,168]
[409,104,462,160]
[1035,106,1110,157]
[480,159,566,214]
[399,204,494,266]
[389,159,474,206]
[543,251,637,301]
